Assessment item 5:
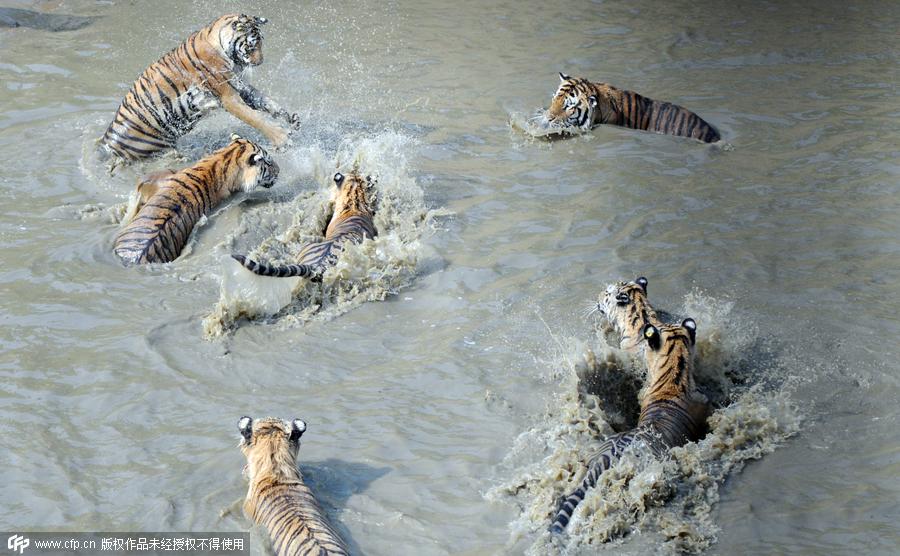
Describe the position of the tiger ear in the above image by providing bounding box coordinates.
[642,324,661,351]
[238,416,253,441]
[636,277,648,293]
[289,419,306,442]
[559,72,571,82]
[255,16,268,25]
[230,133,242,142]
[333,172,345,188]
[249,153,263,166]
[682,318,697,345]
[588,95,598,108]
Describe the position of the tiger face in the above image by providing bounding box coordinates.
[217,14,267,67]
[228,135,279,192]
[330,171,376,216]
[238,416,306,483]
[542,73,600,131]
[597,277,656,350]
[640,319,697,393]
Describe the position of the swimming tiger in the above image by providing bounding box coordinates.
[238,416,350,556]
[538,73,720,142]
[550,319,710,534]
[232,171,377,279]
[114,135,278,265]
[98,13,298,169]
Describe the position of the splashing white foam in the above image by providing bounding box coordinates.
[202,129,441,338]
[486,294,801,554]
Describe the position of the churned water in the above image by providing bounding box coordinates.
[1,0,899,555]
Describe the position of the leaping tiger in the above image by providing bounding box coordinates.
[98,13,299,169]
[232,171,377,279]
[550,283,709,534]
[238,416,350,556]
[114,135,278,265]
[537,73,720,143]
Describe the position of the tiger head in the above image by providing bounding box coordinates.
[238,416,306,484]
[330,171,376,218]
[597,277,657,351]
[640,319,698,396]
[216,13,268,67]
[540,73,601,131]
[228,134,279,191]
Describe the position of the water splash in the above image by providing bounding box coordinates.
[202,130,444,338]
[486,294,801,554]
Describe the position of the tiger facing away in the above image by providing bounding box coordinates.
[114,135,278,265]
[550,318,710,534]
[232,171,377,279]
[98,13,299,168]
[538,73,720,142]
[238,416,350,556]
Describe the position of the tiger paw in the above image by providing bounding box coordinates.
[269,128,290,149]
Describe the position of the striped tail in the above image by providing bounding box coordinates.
[617,92,720,143]
[550,431,635,534]
[232,254,320,279]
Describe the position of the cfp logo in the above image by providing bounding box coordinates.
[7,535,29,554]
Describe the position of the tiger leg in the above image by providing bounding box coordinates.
[237,82,300,130]
[550,431,635,534]
[218,87,290,147]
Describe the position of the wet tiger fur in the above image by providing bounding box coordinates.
[538,73,720,142]
[98,13,298,168]
[238,416,350,556]
[594,276,663,352]
[550,318,710,534]
[114,135,278,265]
[232,171,377,279]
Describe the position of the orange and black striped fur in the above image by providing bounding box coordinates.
[114,136,278,265]
[238,417,350,556]
[539,73,720,142]
[551,288,709,533]
[98,13,298,169]
[233,171,377,279]
[595,276,664,352]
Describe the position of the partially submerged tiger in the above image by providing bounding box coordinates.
[535,73,720,142]
[550,279,710,534]
[238,416,350,556]
[98,13,298,170]
[114,135,278,265]
[233,171,377,279]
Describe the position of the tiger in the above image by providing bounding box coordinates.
[98,13,299,169]
[238,416,350,556]
[550,318,710,534]
[114,135,278,265]
[232,171,377,279]
[538,73,720,142]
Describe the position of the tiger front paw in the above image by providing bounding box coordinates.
[270,127,291,149]
[288,113,301,130]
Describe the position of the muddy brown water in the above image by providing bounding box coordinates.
[1,0,898,554]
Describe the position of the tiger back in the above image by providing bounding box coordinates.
[237,417,350,556]
[99,13,298,167]
[114,136,278,265]
[541,74,720,142]
[232,171,377,279]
